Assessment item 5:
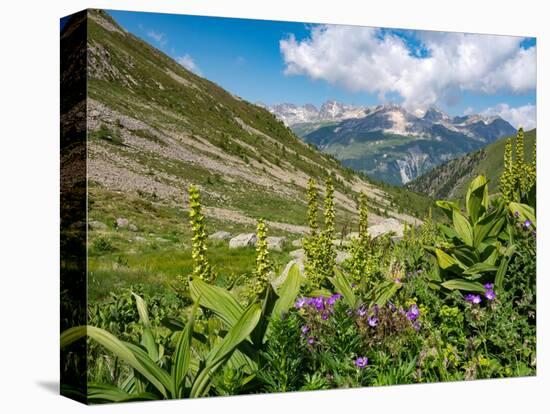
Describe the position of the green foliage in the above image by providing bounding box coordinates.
[306,178,319,233]
[188,185,213,282]
[303,176,337,289]
[429,175,514,292]
[499,128,536,204]
[92,123,124,145]
[241,218,272,304]
[62,293,261,402]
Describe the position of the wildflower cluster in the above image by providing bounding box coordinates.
[303,177,336,288]
[499,128,536,203]
[464,283,497,305]
[188,185,213,282]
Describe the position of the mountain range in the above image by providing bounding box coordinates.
[78,9,425,242]
[268,102,516,185]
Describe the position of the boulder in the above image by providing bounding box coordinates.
[266,236,286,252]
[210,231,232,240]
[368,218,404,239]
[229,233,257,249]
[336,251,352,264]
[289,248,305,260]
[89,220,108,231]
[345,232,359,240]
[116,218,129,229]
[332,239,351,248]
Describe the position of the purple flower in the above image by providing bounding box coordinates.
[406,304,420,321]
[524,220,532,228]
[321,311,330,320]
[356,307,367,317]
[307,297,324,310]
[301,325,310,335]
[412,320,421,331]
[354,357,369,368]
[327,293,342,306]
[307,337,315,345]
[483,283,494,290]
[485,289,496,301]
[367,315,378,327]
[387,301,397,312]
[514,211,520,218]
[295,298,307,309]
[465,293,482,304]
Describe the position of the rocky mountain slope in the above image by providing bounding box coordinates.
[407,129,536,200]
[82,10,425,240]
[270,102,516,186]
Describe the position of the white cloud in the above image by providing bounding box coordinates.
[463,106,475,115]
[280,26,536,110]
[481,103,536,130]
[176,54,202,75]
[147,30,167,46]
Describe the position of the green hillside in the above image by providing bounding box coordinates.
[407,129,536,200]
[83,10,428,298]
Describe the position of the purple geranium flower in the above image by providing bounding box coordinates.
[412,320,421,331]
[354,357,369,368]
[524,220,532,228]
[307,337,315,345]
[301,325,310,335]
[367,315,378,327]
[295,297,307,309]
[356,307,367,317]
[327,293,342,306]
[321,311,330,320]
[465,293,482,304]
[387,301,397,312]
[483,283,494,290]
[406,304,420,321]
[485,289,496,301]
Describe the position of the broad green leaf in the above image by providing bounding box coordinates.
[61,326,168,398]
[373,280,400,306]
[466,175,488,223]
[495,256,510,291]
[87,383,158,403]
[190,303,261,397]
[435,248,459,270]
[463,263,498,275]
[172,301,199,398]
[189,278,244,327]
[132,292,150,326]
[441,279,485,293]
[329,269,357,308]
[453,210,473,246]
[131,293,158,362]
[251,284,277,346]
[438,224,460,241]
[473,209,505,248]
[272,263,304,319]
[123,342,172,395]
[436,200,460,220]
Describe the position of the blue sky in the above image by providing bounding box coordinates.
[107,10,536,128]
